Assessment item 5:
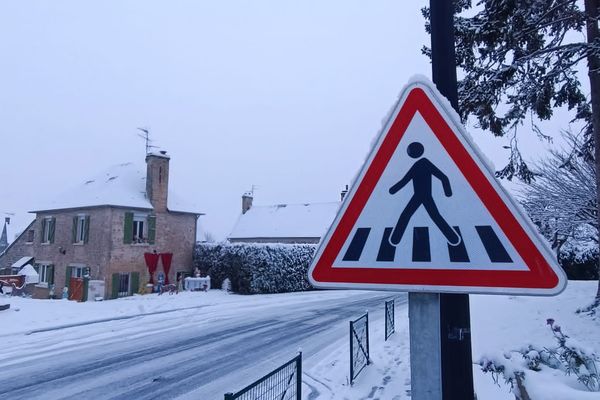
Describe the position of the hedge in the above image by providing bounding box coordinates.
[559,248,599,281]
[194,242,317,294]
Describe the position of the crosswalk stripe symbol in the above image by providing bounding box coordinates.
[308,77,567,296]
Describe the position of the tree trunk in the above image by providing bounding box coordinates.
[585,0,600,307]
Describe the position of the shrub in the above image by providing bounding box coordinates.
[194,242,316,294]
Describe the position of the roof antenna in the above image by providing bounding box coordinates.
[250,184,259,196]
[137,127,159,155]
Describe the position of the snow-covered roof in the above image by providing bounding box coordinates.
[228,202,340,240]
[31,162,202,214]
[12,256,33,269]
[18,264,39,285]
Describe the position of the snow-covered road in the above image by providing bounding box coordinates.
[0,290,403,399]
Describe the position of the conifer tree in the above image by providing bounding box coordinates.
[423,0,600,306]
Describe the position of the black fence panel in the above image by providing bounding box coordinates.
[350,312,369,384]
[385,299,395,340]
[224,353,301,400]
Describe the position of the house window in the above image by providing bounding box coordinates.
[26,230,34,243]
[124,212,156,245]
[72,215,89,244]
[133,215,145,243]
[34,263,54,286]
[41,217,55,244]
[77,216,85,242]
[70,265,89,278]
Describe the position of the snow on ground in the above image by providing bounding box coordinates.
[302,281,600,400]
[0,289,365,337]
[1,281,598,399]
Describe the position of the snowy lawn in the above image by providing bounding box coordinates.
[303,281,600,400]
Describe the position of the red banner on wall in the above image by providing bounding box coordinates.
[144,252,160,284]
[160,253,173,284]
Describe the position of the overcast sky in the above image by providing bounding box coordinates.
[0,1,576,241]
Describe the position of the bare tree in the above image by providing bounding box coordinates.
[520,132,599,306]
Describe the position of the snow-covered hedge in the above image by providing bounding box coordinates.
[194,242,317,294]
[559,248,599,281]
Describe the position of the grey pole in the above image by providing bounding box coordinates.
[409,292,442,400]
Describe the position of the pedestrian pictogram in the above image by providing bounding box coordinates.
[308,77,567,295]
[389,141,460,247]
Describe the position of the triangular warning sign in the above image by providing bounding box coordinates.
[309,78,567,295]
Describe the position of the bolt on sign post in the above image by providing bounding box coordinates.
[308,9,567,400]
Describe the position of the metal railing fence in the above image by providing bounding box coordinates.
[350,312,369,384]
[385,299,395,340]
[224,353,301,400]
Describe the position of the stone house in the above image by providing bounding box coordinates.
[0,152,202,299]
[227,192,342,244]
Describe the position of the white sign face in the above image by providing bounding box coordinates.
[308,78,567,295]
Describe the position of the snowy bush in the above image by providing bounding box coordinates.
[194,242,316,294]
[478,319,599,397]
[558,245,599,281]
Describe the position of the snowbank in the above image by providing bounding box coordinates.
[303,281,599,399]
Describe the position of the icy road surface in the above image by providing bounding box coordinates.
[0,290,402,399]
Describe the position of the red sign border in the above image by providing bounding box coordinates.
[309,81,566,295]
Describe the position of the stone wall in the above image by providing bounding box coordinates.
[107,208,197,296]
[30,208,113,295]
[1,206,197,299]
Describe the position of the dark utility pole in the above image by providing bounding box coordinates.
[584,0,600,305]
[429,0,475,398]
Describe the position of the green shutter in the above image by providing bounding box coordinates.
[48,218,56,243]
[123,212,133,244]
[130,272,140,295]
[84,216,90,243]
[41,219,46,243]
[65,266,73,289]
[47,265,54,285]
[111,273,120,299]
[147,215,156,245]
[72,216,78,243]
[82,278,89,302]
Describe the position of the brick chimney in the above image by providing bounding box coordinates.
[242,192,253,214]
[146,151,170,212]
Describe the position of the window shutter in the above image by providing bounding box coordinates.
[65,266,73,290]
[130,272,140,295]
[82,278,89,302]
[84,216,90,243]
[123,212,133,244]
[49,218,56,243]
[111,273,120,299]
[47,265,55,285]
[147,215,156,244]
[41,219,46,243]
[72,217,78,243]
